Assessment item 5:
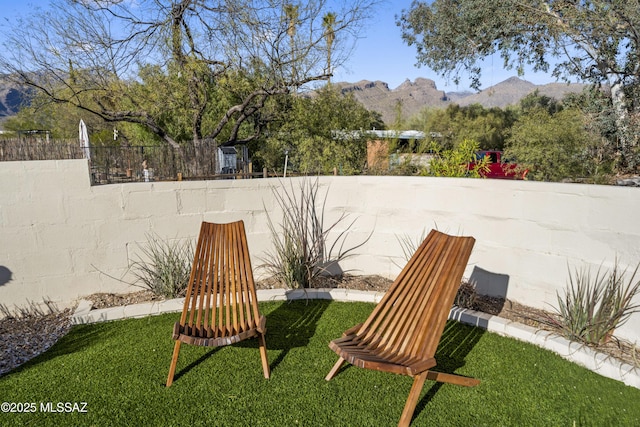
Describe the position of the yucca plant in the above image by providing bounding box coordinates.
[546,261,640,345]
[130,233,194,298]
[261,178,368,289]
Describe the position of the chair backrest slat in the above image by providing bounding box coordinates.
[379,238,442,356]
[178,221,261,338]
[224,223,233,333]
[203,227,219,335]
[359,231,441,344]
[237,221,260,329]
[357,230,474,360]
[195,226,214,333]
[232,222,244,331]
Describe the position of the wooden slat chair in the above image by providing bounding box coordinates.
[325,230,479,426]
[166,220,269,387]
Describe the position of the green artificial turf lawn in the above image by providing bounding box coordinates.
[1,300,639,426]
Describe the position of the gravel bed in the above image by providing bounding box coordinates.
[0,308,74,376]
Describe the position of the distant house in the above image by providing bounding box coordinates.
[217,146,237,174]
[365,129,438,172]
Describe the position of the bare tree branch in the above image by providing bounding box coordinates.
[0,0,380,147]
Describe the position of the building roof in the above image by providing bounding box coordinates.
[332,129,442,140]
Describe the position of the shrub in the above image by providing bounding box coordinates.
[261,178,368,289]
[547,261,640,345]
[422,138,490,178]
[504,107,597,182]
[130,233,194,298]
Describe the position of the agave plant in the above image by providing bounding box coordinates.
[547,260,640,345]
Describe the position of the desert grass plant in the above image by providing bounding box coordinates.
[261,178,369,289]
[0,299,60,320]
[547,260,640,345]
[394,228,428,267]
[130,233,194,298]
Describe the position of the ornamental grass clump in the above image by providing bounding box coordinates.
[130,233,194,298]
[261,178,368,289]
[0,299,60,320]
[548,261,640,346]
[394,228,428,268]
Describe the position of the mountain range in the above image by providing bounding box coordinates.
[0,76,28,121]
[333,76,586,124]
[0,75,586,128]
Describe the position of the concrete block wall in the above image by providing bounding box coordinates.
[1,159,639,344]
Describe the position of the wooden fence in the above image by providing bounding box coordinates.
[0,138,265,184]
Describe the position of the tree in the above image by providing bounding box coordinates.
[253,85,382,174]
[519,90,563,115]
[407,103,516,150]
[398,0,640,171]
[504,107,596,182]
[284,3,301,86]
[323,12,337,82]
[3,88,110,140]
[0,0,378,150]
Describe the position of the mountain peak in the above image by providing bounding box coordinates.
[333,76,585,124]
[502,76,528,84]
[396,77,437,90]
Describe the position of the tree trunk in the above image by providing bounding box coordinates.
[608,74,633,171]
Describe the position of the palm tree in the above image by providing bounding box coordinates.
[284,3,299,84]
[322,12,336,83]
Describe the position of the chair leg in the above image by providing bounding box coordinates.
[325,356,346,381]
[398,371,428,427]
[258,333,270,379]
[166,340,182,387]
[425,370,480,387]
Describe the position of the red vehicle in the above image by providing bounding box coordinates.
[470,150,528,180]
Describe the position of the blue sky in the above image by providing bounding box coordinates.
[1,0,557,91]
[332,0,558,90]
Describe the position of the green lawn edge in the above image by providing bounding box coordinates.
[1,300,639,426]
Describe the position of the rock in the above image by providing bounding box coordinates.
[616,177,640,186]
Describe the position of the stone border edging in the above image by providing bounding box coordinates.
[71,288,640,389]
